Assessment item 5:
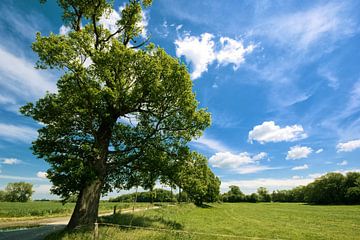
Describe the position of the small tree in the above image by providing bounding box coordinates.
[257,187,271,202]
[5,182,34,202]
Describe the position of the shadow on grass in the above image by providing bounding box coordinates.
[99,213,183,230]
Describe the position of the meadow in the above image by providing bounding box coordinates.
[0,201,149,220]
[46,202,360,240]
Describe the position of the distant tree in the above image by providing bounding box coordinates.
[246,193,259,203]
[222,185,245,202]
[0,190,6,202]
[178,152,221,206]
[257,187,271,202]
[305,173,346,204]
[5,182,34,202]
[344,172,360,204]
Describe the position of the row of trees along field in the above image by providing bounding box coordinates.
[0,182,33,202]
[21,0,219,230]
[222,172,360,204]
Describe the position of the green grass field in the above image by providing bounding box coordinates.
[0,201,148,219]
[47,203,360,240]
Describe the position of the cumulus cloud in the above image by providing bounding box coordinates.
[291,164,309,170]
[286,146,312,160]
[0,158,22,165]
[248,121,307,144]
[217,37,255,69]
[175,33,216,79]
[175,33,255,79]
[336,139,360,152]
[209,151,271,174]
[36,171,48,179]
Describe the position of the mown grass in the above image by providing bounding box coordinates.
[0,201,148,219]
[46,203,360,240]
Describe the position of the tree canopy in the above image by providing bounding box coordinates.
[21,0,214,229]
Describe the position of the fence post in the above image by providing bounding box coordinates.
[93,221,99,240]
[113,205,117,215]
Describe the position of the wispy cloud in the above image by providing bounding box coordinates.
[192,134,231,153]
[0,158,22,165]
[291,164,309,171]
[209,151,275,174]
[0,174,47,181]
[0,123,37,143]
[0,46,56,103]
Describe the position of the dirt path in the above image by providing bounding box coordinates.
[0,206,160,240]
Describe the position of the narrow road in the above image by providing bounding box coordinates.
[0,206,159,240]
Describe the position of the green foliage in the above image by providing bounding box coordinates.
[222,185,245,202]
[109,189,177,202]
[257,187,271,202]
[22,0,212,216]
[0,201,144,218]
[2,182,34,202]
[173,152,221,206]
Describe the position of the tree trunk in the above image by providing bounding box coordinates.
[67,179,103,230]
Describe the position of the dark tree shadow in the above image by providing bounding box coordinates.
[99,213,183,230]
[198,203,212,208]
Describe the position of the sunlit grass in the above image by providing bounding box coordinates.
[46,203,360,240]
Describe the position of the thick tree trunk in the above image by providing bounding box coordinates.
[67,179,103,230]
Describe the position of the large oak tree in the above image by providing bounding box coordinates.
[21,0,211,229]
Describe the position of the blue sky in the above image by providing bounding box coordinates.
[0,0,360,199]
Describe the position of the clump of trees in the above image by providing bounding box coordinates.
[109,189,176,203]
[222,186,271,203]
[222,172,360,205]
[0,182,34,202]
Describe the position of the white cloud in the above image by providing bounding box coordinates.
[99,8,121,33]
[175,33,216,79]
[98,6,148,38]
[175,33,255,79]
[315,148,323,154]
[36,171,48,179]
[0,158,22,165]
[221,177,313,194]
[217,37,255,69]
[59,25,71,35]
[248,121,307,144]
[0,123,37,143]
[337,139,360,152]
[0,174,47,181]
[209,151,272,174]
[337,160,348,166]
[192,135,230,153]
[0,46,56,100]
[292,164,309,170]
[260,2,355,51]
[286,146,312,160]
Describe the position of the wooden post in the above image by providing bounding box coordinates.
[113,205,117,215]
[93,221,99,240]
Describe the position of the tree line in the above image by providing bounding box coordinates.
[222,172,360,204]
[0,182,34,202]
